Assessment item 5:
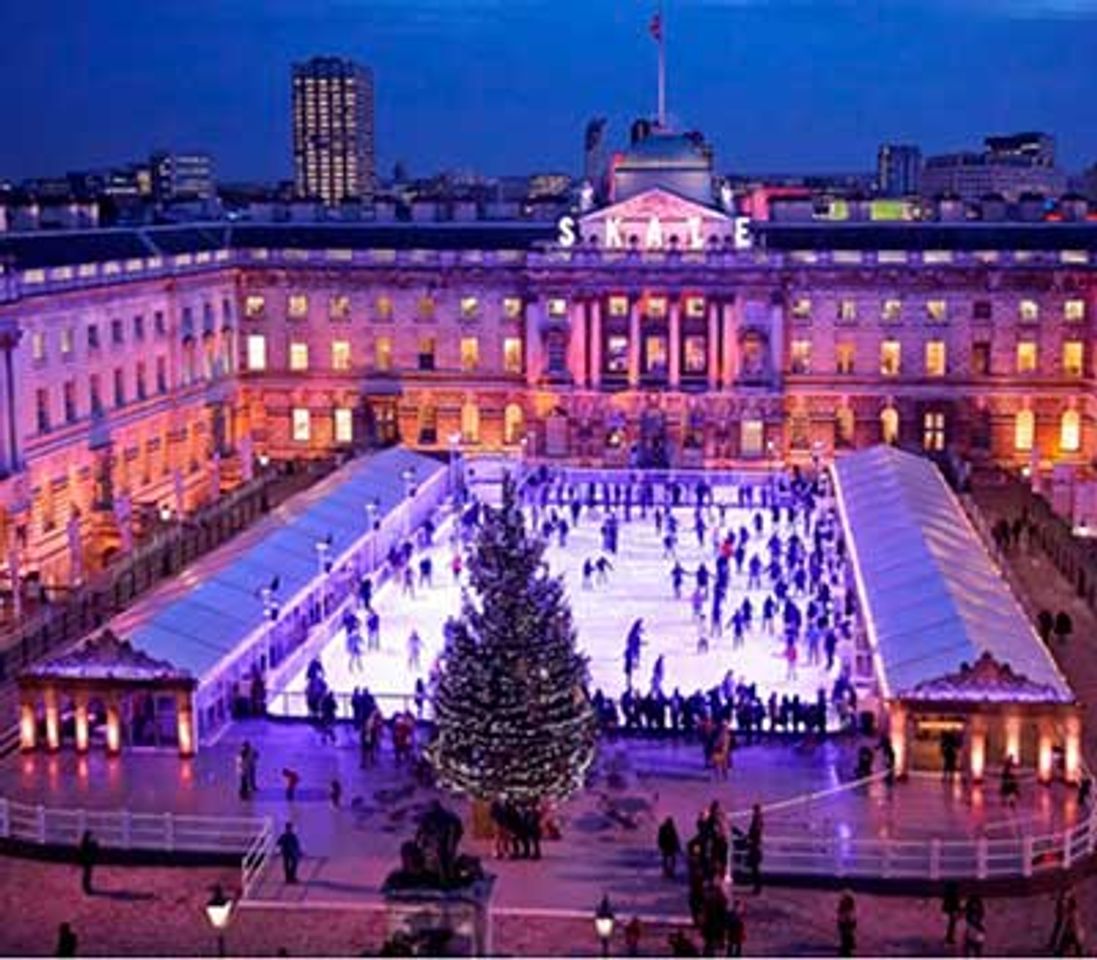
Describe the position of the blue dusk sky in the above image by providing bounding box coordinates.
[1,0,1095,183]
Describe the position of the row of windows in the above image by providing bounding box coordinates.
[789,339,1086,377]
[246,293,529,323]
[34,359,171,432]
[791,297,1088,324]
[244,334,524,375]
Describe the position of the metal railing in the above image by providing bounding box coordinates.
[0,795,271,859]
[240,817,276,898]
[267,688,426,722]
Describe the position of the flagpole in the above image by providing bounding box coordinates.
[657,0,666,128]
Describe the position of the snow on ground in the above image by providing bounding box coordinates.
[271,486,857,718]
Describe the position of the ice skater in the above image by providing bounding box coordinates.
[407,629,423,671]
[595,555,613,585]
[651,655,665,694]
[418,555,433,588]
[671,561,685,599]
[582,558,594,590]
[624,619,644,689]
[367,608,381,650]
[346,627,363,674]
[402,565,416,597]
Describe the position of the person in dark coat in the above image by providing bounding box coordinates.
[658,816,682,877]
[837,891,857,956]
[276,822,302,884]
[55,923,78,957]
[77,830,99,895]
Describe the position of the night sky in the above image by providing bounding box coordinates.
[2,0,1095,183]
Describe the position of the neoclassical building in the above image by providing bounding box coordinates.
[1,133,1096,593]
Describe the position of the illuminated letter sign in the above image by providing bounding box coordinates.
[557,215,577,248]
[645,216,664,250]
[733,217,752,250]
[605,217,623,249]
[687,216,703,250]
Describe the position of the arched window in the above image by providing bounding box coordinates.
[460,401,480,444]
[1060,409,1081,453]
[504,403,525,446]
[880,407,899,446]
[835,407,855,448]
[1014,409,1034,451]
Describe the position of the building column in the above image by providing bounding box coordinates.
[19,692,37,751]
[176,688,197,758]
[969,716,987,783]
[589,298,602,390]
[524,299,543,387]
[668,298,681,391]
[721,299,737,388]
[74,691,90,753]
[889,703,908,779]
[627,298,641,389]
[1003,713,1022,767]
[1037,718,1054,784]
[707,300,720,390]
[43,687,60,752]
[105,695,122,755]
[567,299,587,388]
[1065,712,1082,784]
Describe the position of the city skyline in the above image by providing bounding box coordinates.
[2,0,1096,184]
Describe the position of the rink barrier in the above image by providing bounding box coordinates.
[0,794,272,864]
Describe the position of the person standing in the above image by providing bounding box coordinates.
[1055,892,1084,956]
[963,894,986,957]
[837,891,857,957]
[725,899,744,957]
[942,882,962,945]
[277,822,302,884]
[658,816,682,878]
[746,804,763,895]
[77,830,99,896]
[55,922,78,957]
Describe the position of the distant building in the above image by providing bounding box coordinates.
[612,127,714,205]
[583,118,608,199]
[292,56,375,205]
[877,144,922,197]
[150,151,215,202]
[922,132,1066,203]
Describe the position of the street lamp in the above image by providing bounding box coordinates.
[365,499,380,571]
[594,893,615,958]
[315,535,333,575]
[401,467,417,539]
[204,884,234,957]
[448,432,462,505]
[158,503,173,524]
[257,452,270,470]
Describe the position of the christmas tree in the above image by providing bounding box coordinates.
[428,478,597,802]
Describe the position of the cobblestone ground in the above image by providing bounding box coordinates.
[0,856,1094,956]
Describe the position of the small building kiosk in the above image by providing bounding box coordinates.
[833,446,1081,783]
[18,629,197,757]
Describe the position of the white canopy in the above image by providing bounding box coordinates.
[832,446,1073,703]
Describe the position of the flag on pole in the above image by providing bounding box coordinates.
[649,11,662,42]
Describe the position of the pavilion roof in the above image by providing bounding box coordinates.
[21,629,192,684]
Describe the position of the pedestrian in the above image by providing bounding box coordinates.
[246,743,259,795]
[329,778,343,809]
[407,629,422,670]
[77,829,99,895]
[942,881,962,945]
[658,816,682,878]
[276,822,302,884]
[700,881,729,955]
[624,915,643,957]
[237,742,252,799]
[837,890,857,957]
[726,899,744,957]
[55,922,78,957]
[963,894,986,957]
[746,804,763,895]
[1055,891,1084,956]
[282,767,300,802]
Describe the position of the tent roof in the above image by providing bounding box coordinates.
[832,446,1074,704]
[109,447,444,682]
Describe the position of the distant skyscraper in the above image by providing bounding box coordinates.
[877,144,922,198]
[292,56,374,205]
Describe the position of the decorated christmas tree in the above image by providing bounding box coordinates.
[428,478,597,802]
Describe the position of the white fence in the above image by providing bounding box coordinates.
[0,795,271,860]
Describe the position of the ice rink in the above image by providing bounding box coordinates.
[270,483,859,719]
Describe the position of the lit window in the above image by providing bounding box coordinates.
[1016,342,1037,374]
[922,411,945,452]
[881,407,899,445]
[416,296,433,321]
[504,403,525,445]
[374,336,393,371]
[971,341,991,376]
[926,299,948,323]
[331,340,351,371]
[685,297,706,319]
[418,404,438,444]
[289,342,310,371]
[646,296,667,318]
[503,337,523,374]
[1061,410,1081,453]
[925,340,946,377]
[1063,341,1084,377]
[461,400,480,443]
[460,337,479,371]
[287,294,309,319]
[246,334,267,371]
[1065,299,1086,322]
[608,296,629,318]
[330,295,351,321]
[1019,299,1039,323]
[1014,409,1034,451]
[683,335,707,374]
[643,335,667,375]
[32,331,46,362]
[292,407,311,442]
[605,335,629,374]
[838,299,858,323]
[790,339,812,374]
[503,297,523,319]
[880,340,901,376]
[791,297,811,320]
[418,336,436,371]
[882,299,902,323]
[334,408,353,444]
[836,343,855,375]
[460,296,480,319]
[60,328,74,357]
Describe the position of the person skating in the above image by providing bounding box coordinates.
[582,558,594,589]
[407,629,423,671]
[671,561,685,599]
[366,608,381,650]
[595,555,614,584]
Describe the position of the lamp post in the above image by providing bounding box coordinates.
[365,499,380,572]
[401,466,417,539]
[204,884,234,957]
[594,893,615,958]
[448,431,462,506]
